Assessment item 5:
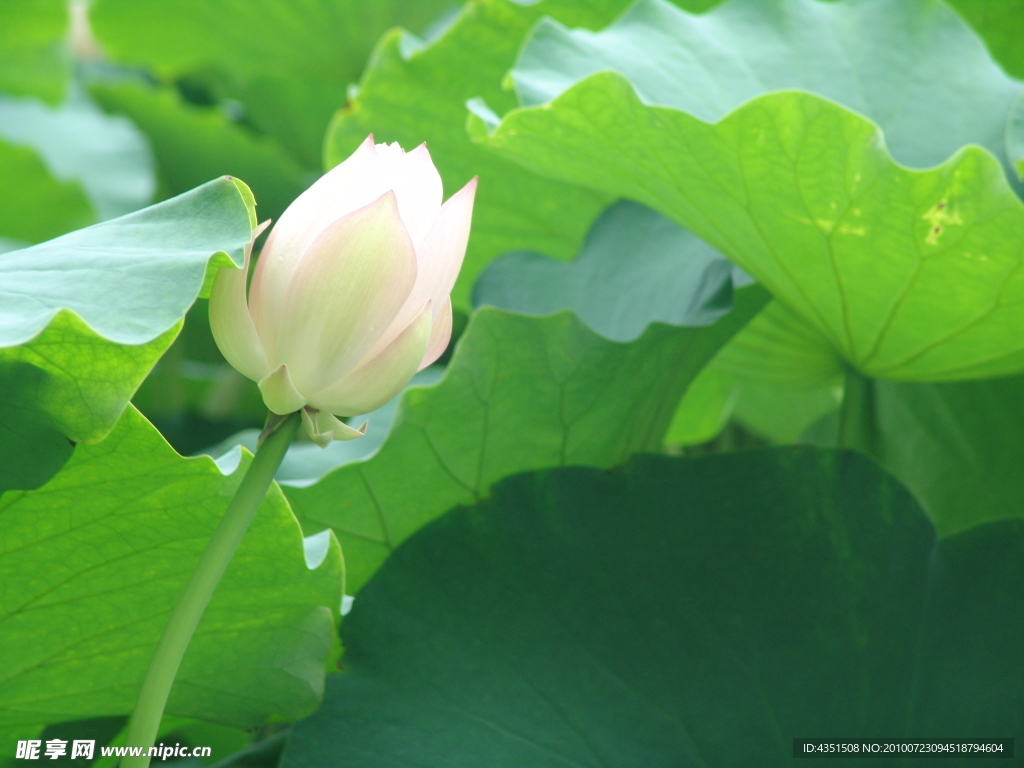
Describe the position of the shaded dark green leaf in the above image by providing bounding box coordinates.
[0,363,74,494]
[283,450,1023,767]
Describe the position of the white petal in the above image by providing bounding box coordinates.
[208,220,271,382]
[310,302,433,416]
[250,135,389,348]
[376,142,442,247]
[258,364,308,415]
[419,297,453,370]
[359,177,477,364]
[269,191,418,394]
[301,407,366,447]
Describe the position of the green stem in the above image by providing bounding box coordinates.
[121,413,300,768]
[838,366,875,455]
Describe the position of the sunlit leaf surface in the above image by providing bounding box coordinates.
[0,406,343,729]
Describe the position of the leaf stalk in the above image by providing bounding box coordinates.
[838,366,876,455]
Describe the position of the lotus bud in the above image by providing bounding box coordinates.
[209,136,477,447]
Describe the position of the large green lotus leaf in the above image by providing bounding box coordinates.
[713,300,843,387]
[324,0,660,310]
[0,91,154,223]
[281,450,1024,766]
[91,83,307,225]
[0,139,92,244]
[0,317,179,456]
[662,362,841,448]
[947,0,1024,80]
[662,364,735,446]
[669,302,840,448]
[870,376,1024,538]
[476,77,1024,381]
[0,405,343,729]
[473,199,741,342]
[0,177,254,448]
[512,0,1023,174]
[0,0,68,104]
[88,0,461,168]
[666,317,842,446]
[285,291,766,594]
[728,377,840,443]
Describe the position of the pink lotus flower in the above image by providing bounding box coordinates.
[209,136,477,446]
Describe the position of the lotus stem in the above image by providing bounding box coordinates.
[121,412,301,768]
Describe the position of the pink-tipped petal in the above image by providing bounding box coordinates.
[376,142,442,247]
[258,364,308,415]
[419,297,453,370]
[360,177,477,364]
[419,176,476,309]
[301,407,367,447]
[310,302,433,416]
[270,191,418,394]
[250,135,388,345]
[208,220,271,382]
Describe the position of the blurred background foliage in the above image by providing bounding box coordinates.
[5,0,1022,463]
[0,0,736,460]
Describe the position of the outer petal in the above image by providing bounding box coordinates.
[258,364,308,415]
[361,177,477,364]
[416,176,477,310]
[250,135,388,344]
[301,407,367,448]
[310,302,433,417]
[419,296,453,370]
[375,142,442,246]
[270,191,418,394]
[208,220,271,382]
